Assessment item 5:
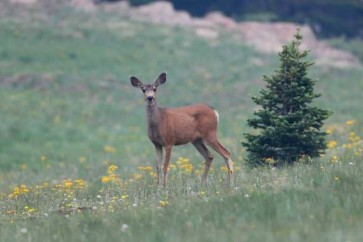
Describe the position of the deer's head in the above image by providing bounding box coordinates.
[130,72,167,105]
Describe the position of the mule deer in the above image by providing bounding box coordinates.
[130,72,234,187]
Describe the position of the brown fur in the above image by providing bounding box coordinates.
[148,104,217,146]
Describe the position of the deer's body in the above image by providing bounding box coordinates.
[146,104,217,146]
[130,72,233,187]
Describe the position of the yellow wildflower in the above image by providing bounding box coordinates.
[349,132,361,143]
[195,169,201,176]
[104,145,117,154]
[198,191,206,197]
[234,166,241,172]
[176,157,190,166]
[132,173,143,180]
[137,166,153,172]
[264,157,276,165]
[101,176,111,183]
[54,115,61,125]
[180,164,193,169]
[108,165,118,174]
[159,200,168,207]
[8,185,29,199]
[325,127,334,134]
[74,179,86,189]
[19,185,29,193]
[169,164,177,170]
[25,207,35,213]
[100,165,123,184]
[63,180,73,189]
[220,166,229,172]
[330,155,338,164]
[327,140,337,149]
[149,172,157,178]
[180,163,193,174]
[13,187,20,196]
[79,156,86,163]
[345,119,356,126]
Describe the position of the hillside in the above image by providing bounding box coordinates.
[0,1,363,241]
[76,1,362,68]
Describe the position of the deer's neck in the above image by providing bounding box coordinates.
[146,102,161,124]
[146,102,164,145]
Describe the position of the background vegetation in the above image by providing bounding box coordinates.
[0,2,363,242]
[124,0,363,38]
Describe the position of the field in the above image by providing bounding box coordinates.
[1,3,363,242]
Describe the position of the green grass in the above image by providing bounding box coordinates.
[329,37,363,63]
[1,3,363,242]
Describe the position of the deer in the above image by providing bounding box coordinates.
[130,72,234,187]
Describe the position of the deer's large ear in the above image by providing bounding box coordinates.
[130,76,143,88]
[154,72,167,87]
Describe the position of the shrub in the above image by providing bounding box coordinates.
[243,30,332,166]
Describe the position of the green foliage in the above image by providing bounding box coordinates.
[329,37,363,63]
[243,31,332,165]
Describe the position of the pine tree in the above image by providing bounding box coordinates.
[242,30,332,166]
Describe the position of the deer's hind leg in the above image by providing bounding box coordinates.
[192,138,214,182]
[205,135,234,183]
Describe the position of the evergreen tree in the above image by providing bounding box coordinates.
[242,30,332,166]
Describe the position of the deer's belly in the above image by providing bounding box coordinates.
[174,140,190,146]
[172,130,198,146]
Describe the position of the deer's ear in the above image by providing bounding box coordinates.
[130,76,143,88]
[154,72,167,87]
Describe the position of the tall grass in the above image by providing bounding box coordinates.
[1,130,362,241]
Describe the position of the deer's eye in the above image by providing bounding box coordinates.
[153,88,157,92]
[142,89,146,93]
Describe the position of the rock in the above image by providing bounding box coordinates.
[101,1,130,13]
[239,22,361,68]
[9,0,38,5]
[134,1,192,27]
[205,12,238,29]
[195,28,219,39]
[69,0,96,12]
[239,22,311,52]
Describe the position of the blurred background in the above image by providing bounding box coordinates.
[112,0,363,39]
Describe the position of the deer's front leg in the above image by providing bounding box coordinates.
[155,144,163,186]
[163,145,172,188]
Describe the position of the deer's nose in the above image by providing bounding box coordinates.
[147,96,153,102]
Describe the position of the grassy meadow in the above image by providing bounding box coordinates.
[1,3,363,242]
